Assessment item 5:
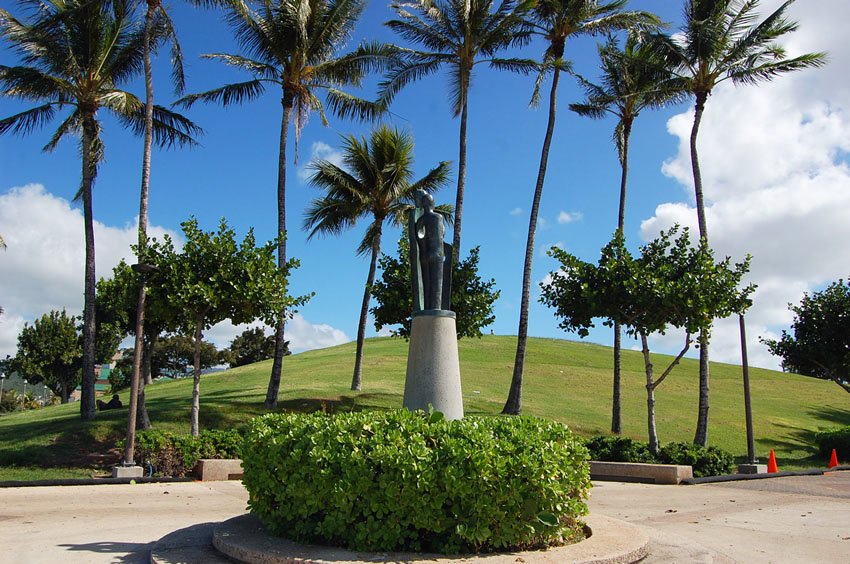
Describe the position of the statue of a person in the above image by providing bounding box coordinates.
[409,190,452,311]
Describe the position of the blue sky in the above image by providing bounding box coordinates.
[2,0,849,371]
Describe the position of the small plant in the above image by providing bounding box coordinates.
[584,435,655,463]
[584,435,734,478]
[242,410,590,554]
[657,442,735,478]
[814,426,850,459]
[129,429,243,477]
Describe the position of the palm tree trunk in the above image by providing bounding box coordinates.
[641,332,659,455]
[80,111,98,421]
[451,100,468,264]
[691,91,711,447]
[190,311,205,437]
[612,117,632,434]
[124,0,156,463]
[266,93,294,410]
[503,67,562,416]
[351,225,382,391]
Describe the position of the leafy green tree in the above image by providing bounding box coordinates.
[0,0,199,420]
[650,0,826,445]
[149,217,310,435]
[98,259,180,429]
[762,279,850,394]
[178,0,396,410]
[225,327,290,368]
[504,0,659,416]
[13,310,82,403]
[383,0,535,260]
[568,30,681,431]
[371,238,499,339]
[541,228,753,453]
[304,126,450,390]
[151,335,222,377]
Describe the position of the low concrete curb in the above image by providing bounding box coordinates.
[590,461,692,485]
[202,513,648,564]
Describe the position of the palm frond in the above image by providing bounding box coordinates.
[487,57,540,75]
[727,52,827,85]
[175,79,268,108]
[378,53,446,103]
[0,65,67,100]
[323,88,385,123]
[115,103,203,148]
[0,103,56,135]
[201,52,278,79]
[42,109,81,152]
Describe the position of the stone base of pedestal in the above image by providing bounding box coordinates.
[737,463,768,474]
[112,464,144,479]
[403,311,463,420]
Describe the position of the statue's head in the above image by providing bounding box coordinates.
[416,189,435,211]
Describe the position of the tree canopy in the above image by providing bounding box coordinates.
[762,279,850,394]
[371,238,499,339]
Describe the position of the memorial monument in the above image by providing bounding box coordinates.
[402,190,464,420]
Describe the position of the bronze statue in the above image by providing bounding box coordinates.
[409,190,452,311]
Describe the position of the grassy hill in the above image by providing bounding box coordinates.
[1,335,848,480]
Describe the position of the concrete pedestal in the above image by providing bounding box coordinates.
[403,311,463,420]
[112,464,144,478]
[737,463,768,474]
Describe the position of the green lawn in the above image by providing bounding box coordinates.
[1,335,848,480]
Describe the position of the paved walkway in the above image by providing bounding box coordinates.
[1,472,848,563]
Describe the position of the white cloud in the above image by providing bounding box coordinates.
[297,141,345,181]
[0,184,178,358]
[642,2,850,369]
[509,207,524,216]
[205,314,350,354]
[557,211,583,224]
[0,184,351,360]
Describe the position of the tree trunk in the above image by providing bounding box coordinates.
[503,66,562,416]
[691,91,711,447]
[451,99,468,264]
[640,332,659,455]
[190,312,205,437]
[351,224,382,391]
[611,117,632,434]
[137,333,154,430]
[265,93,294,410]
[80,111,98,421]
[61,381,69,404]
[740,314,755,463]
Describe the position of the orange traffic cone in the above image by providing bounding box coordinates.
[828,449,839,469]
[767,449,779,473]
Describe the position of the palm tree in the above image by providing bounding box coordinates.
[568,32,682,432]
[0,0,199,420]
[383,0,535,262]
[126,0,190,447]
[502,0,659,416]
[178,0,397,409]
[304,126,451,390]
[651,0,826,445]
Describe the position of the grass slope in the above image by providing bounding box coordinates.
[1,335,848,480]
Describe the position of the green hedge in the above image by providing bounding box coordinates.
[585,435,735,478]
[242,410,590,554]
[814,426,850,459]
[128,429,243,477]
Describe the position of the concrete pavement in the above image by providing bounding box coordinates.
[1,472,849,563]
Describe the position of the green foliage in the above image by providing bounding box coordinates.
[657,442,735,478]
[762,279,850,393]
[584,435,655,463]
[813,427,850,459]
[542,227,754,339]
[151,334,223,377]
[225,327,289,368]
[242,410,589,554]
[130,429,243,477]
[371,238,500,339]
[13,310,81,403]
[584,435,734,478]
